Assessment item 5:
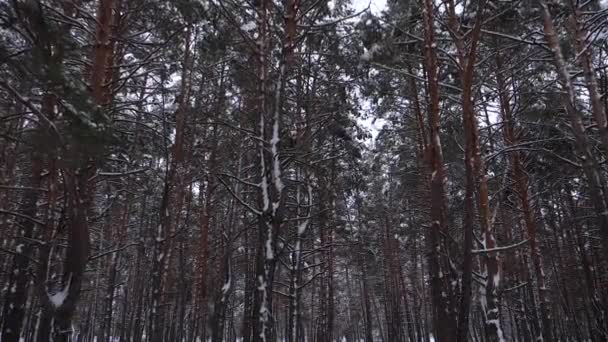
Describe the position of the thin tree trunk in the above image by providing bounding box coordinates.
[0,155,43,342]
[150,25,193,341]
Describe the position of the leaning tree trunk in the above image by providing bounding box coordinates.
[540,0,608,267]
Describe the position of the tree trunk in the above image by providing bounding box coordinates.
[149,25,193,341]
[540,0,608,264]
[495,50,554,342]
[421,0,458,339]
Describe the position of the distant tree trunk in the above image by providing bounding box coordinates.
[129,195,148,342]
[315,162,337,342]
[210,233,232,342]
[495,50,554,342]
[326,184,336,342]
[381,215,404,342]
[243,225,256,342]
[149,25,193,342]
[0,155,43,342]
[0,107,24,336]
[98,5,125,340]
[563,183,606,338]
[398,247,416,341]
[101,193,132,342]
[194,64,226,342]
[572,5,608,154]
[122,78,148,342]
[210,88,234,341]
[287,169,312,342]
[408,73,429,342]
[195,178,212,339]
[359,245,374,342]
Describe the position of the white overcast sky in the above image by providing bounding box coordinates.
[352,0,388,14]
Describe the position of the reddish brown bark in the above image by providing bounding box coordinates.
[572,8,608,152]
[91,0,116,104]
[443,0,502,339]
[195,179,212,338]
[495,51,554,342]
[421,0,457,339]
